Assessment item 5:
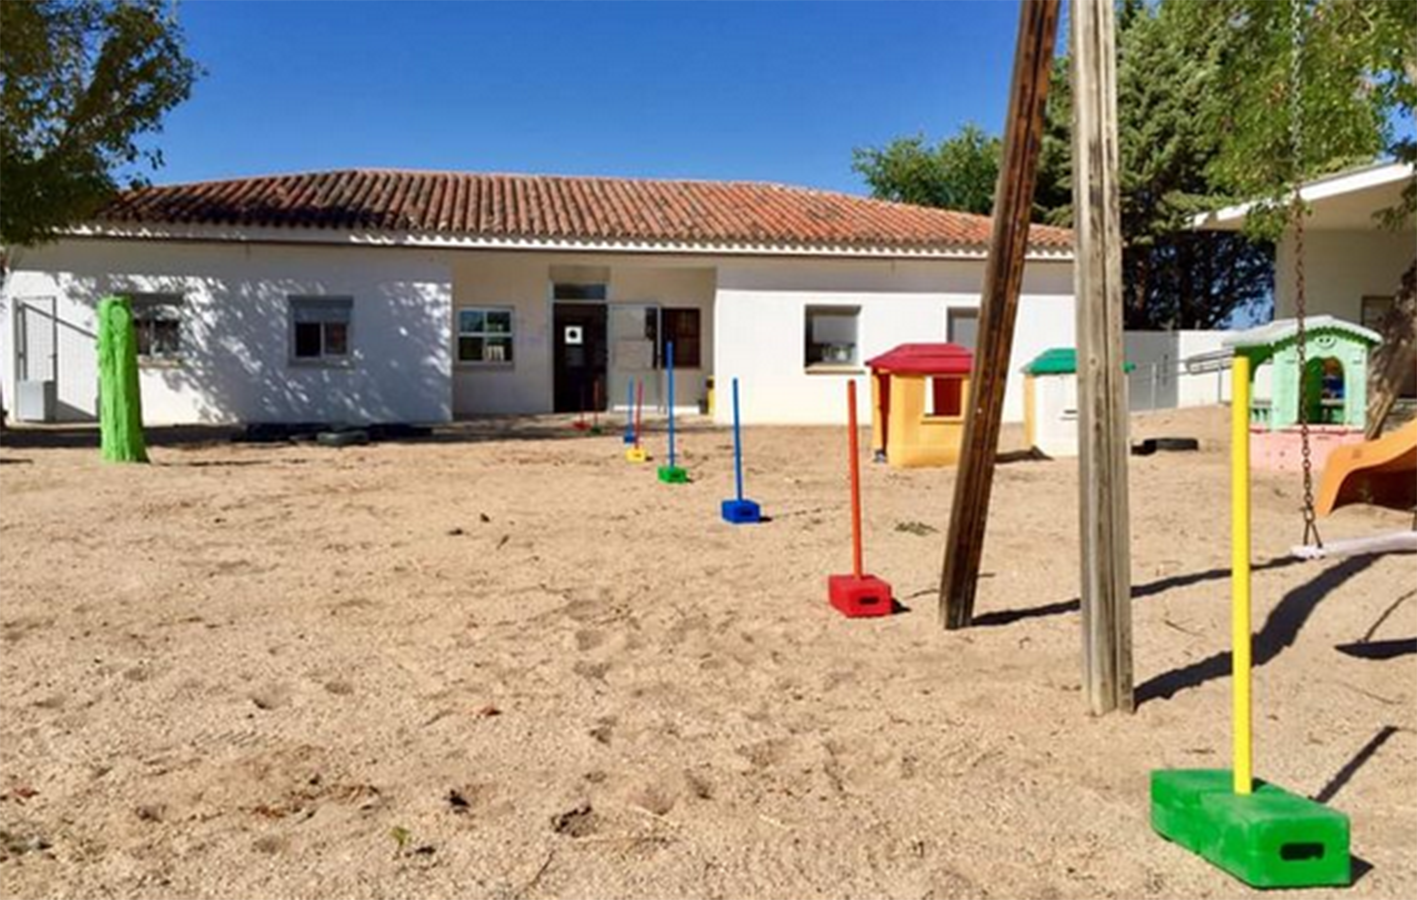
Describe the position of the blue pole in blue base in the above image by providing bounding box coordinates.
[658,341,689,483]
[720,376,762,523]
[623,378,636,444]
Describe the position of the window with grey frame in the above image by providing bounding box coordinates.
[947,307,979,351]
[458,307,514,363]
[289,296,352,362]
[125,293,186,361]
[804,305,860,369]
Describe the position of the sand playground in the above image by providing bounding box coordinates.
[1,406,1413,899]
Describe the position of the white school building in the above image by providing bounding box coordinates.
[2,169,1076,427]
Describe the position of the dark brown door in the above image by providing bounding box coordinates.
[553,303,608,413]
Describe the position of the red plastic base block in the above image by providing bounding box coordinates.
[828,574,893,618]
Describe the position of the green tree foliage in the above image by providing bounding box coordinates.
[1,0,200,249]
[851,124,1002,215]
[1182,0,1416,436]
[0,0,197,425]
[853,1,1279,328]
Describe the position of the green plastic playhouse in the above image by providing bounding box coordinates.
[1222,315,1381,431]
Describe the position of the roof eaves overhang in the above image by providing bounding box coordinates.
[64,221,1076,262]
[1190,161,1415,232]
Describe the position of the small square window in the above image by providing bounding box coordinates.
[124,293,185,361]
[458,306,515,364]
[805,306,860,369]
[289,296,353,362]
[948,308,979,350]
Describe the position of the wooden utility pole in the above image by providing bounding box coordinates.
[939,0,1061,630]
[1071,0,1134,714]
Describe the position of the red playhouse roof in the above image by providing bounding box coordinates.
[865,343,974,376]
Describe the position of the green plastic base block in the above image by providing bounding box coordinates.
[1151,769,1350,889]
[657,465,689,484]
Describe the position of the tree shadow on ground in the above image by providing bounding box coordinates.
[0,414,726,452]
[1135,554,1380,706]
[1313,725,1402,804]
[970,555,1311,628]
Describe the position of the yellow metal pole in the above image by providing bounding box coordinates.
[1231,353,1253,795]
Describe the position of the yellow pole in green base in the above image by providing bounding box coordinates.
[1231,353,1252,795]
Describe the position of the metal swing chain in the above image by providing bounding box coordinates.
[1290,0,1322,549]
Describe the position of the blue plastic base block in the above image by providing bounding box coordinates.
[721,498,762,524]
[657,465,689,484]
[623,432,636,445]
[1151,769,1350,889]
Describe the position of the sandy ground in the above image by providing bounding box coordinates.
[0,406,1413,900]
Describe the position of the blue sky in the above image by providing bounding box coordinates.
[154,0,1030,195]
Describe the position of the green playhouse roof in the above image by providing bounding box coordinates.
[1223,315,1381,350]
[1023,347,1135,375]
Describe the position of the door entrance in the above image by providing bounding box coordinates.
[553,303,609,413]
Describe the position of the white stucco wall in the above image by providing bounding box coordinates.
[448,253,715,416]
[1123,330,1237,410]
[713,257,1075,425]
[2,240,452,425]
[1275,227,1414,322]
[3,239,1076,428]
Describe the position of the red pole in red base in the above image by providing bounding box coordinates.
[828,379,893,617]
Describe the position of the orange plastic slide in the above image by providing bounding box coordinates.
[1316,419,1417,517]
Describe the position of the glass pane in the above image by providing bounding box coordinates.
[292,297,351,324]
[458,336,483,362]
[323,322,349,356]
[459,309,484,334]
[810,312,857,344]
[553,283,607,301]
[135,322,155,357]
[484,310,512,333]
[151,320,181,356]
[484,336,513,362]
[294,322,323,357]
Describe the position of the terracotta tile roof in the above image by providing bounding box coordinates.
[94,169,1073,254]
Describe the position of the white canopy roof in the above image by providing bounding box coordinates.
[1193,162,1414,232]
[1223,315,1382,349]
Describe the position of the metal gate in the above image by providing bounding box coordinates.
[13,297,59,422]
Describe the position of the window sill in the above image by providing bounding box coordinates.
[138,358,185,369]
[289,358,354,369]
[922,415,965,424]
[455,361,515,370]
[805,364,864,375]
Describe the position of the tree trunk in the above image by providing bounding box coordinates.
[0,250,7,436]
[1365,256,1417,440]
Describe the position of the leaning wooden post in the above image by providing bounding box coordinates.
[938,0,1061,629]
[1071,0,1134,714]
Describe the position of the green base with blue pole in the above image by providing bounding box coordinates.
[659,340,689,484]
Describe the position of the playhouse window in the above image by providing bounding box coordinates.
[125,293,185,361]
[660,308,701,368]
[805,306,860,369]
[458,307,515,364]
[927,377,964,418]
[289,296,352,362]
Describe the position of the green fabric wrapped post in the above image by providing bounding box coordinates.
[97,296,149,463]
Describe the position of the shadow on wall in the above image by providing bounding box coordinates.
[49,257,450,425]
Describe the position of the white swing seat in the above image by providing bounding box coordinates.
[1291,531,1417,560]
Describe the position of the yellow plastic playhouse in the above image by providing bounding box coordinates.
[866,343,974,468]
